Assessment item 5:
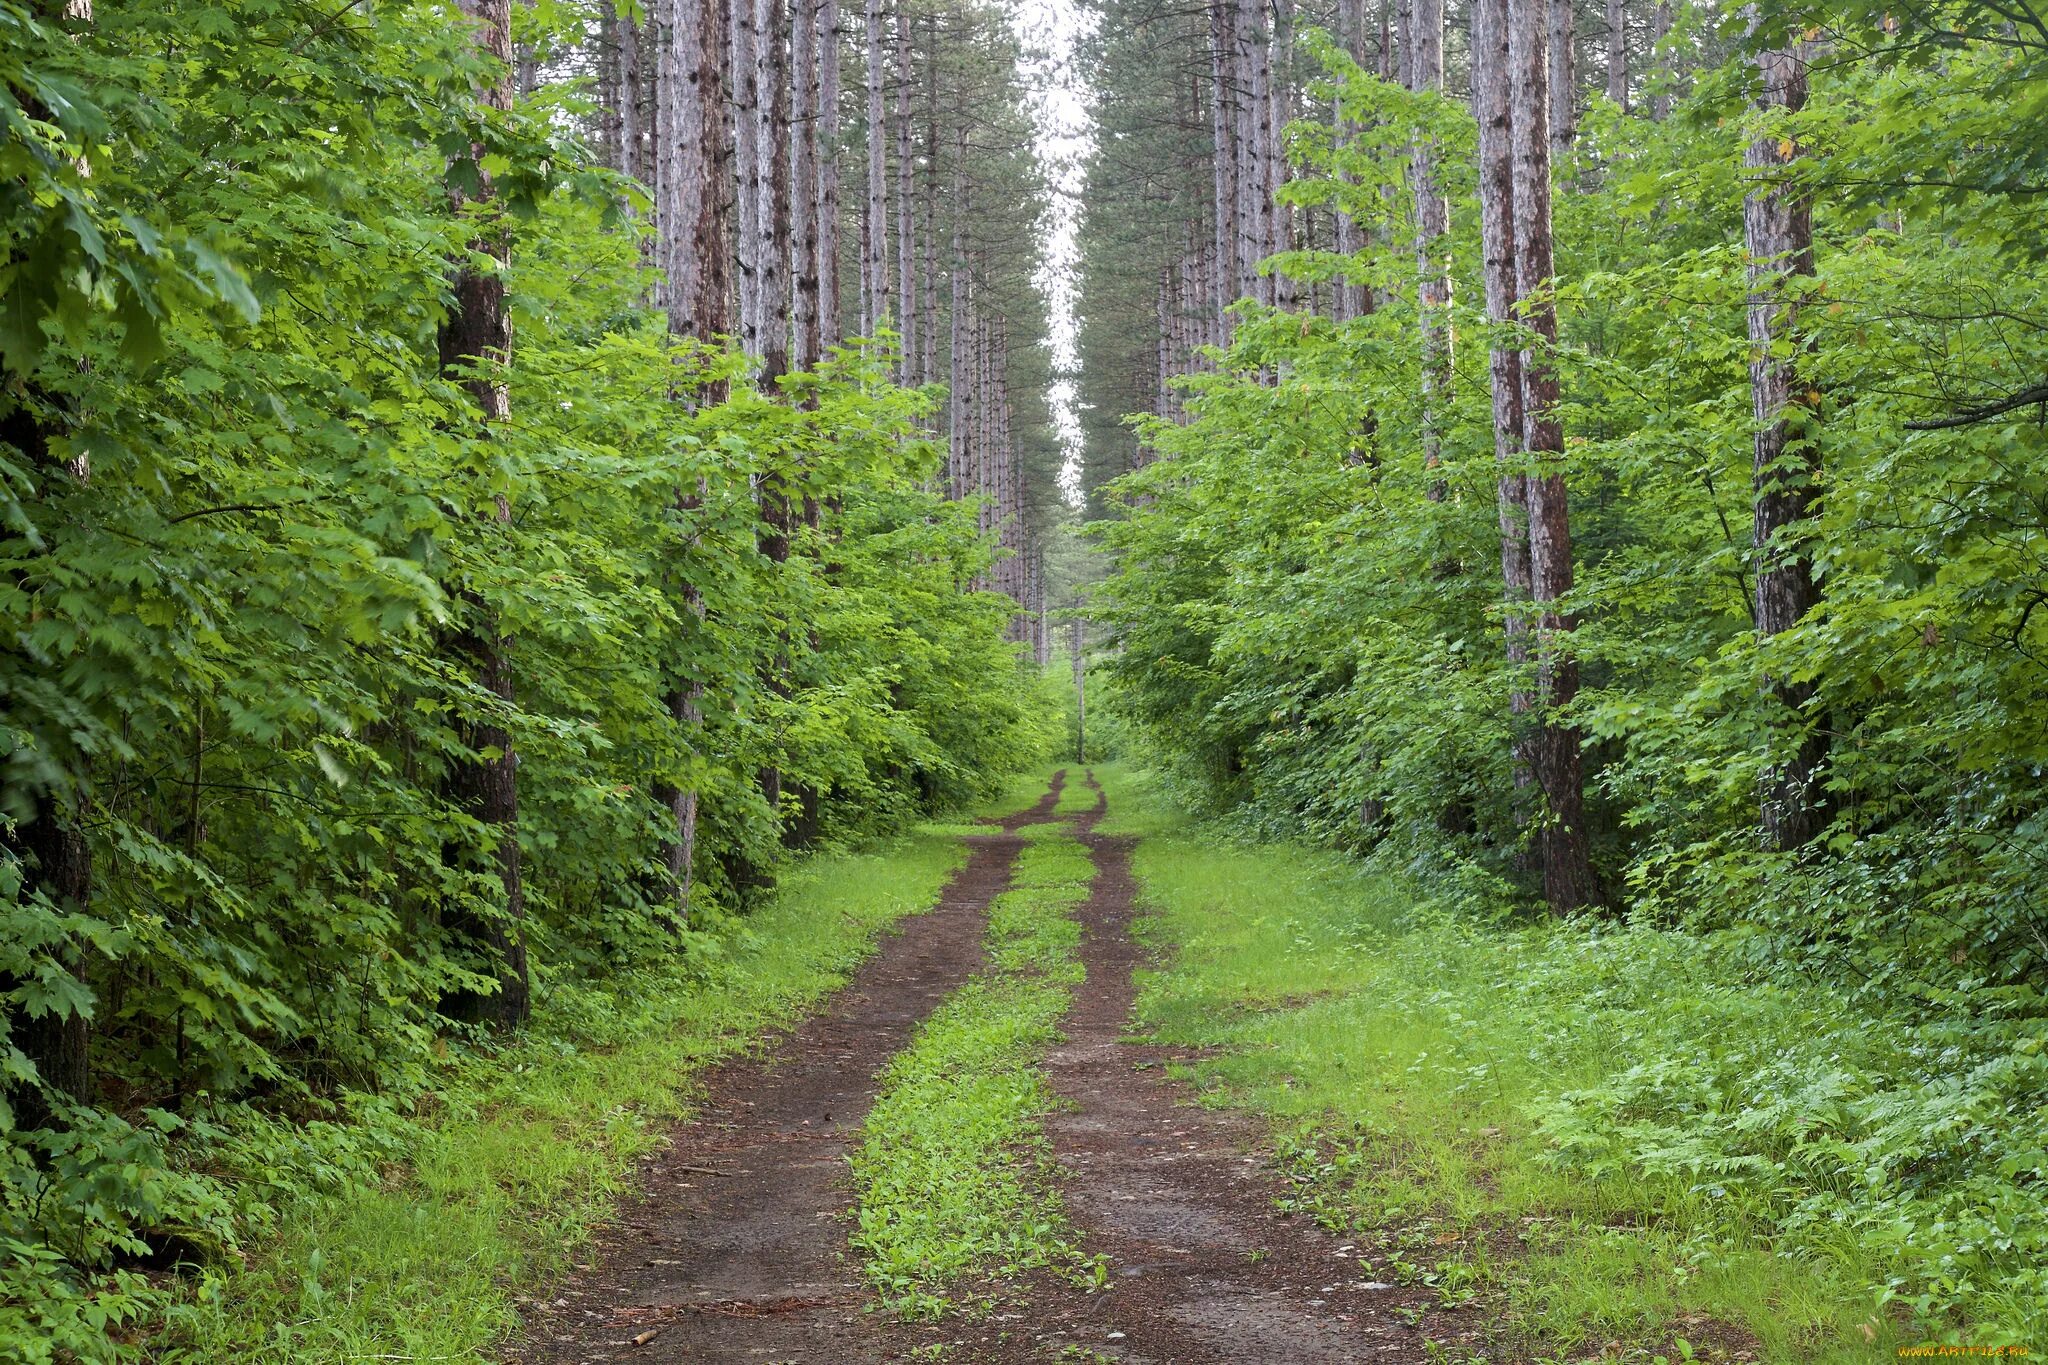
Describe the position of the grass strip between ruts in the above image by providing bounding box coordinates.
[848,819,1105,1320]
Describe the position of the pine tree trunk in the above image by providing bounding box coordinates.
[438,0,529,1027]
[894,12,915,380]
[599,4,623,170]
[862,0,887,334]
[758,0,791,379]
[1334,0,1366,322]
[919,19,940,387]
[733,0,763,352]
[1548,0,1576,155]
[1606,0,1628,109]
[1239,0,1275,305]
[1209,0,1239,320]
[1743,21,1825,850]
[1473,0,1537,825]
[1409,0,1449,488]
[792,0,821,370]
[1269,0,1295,308]
[653,0,732,915]
[1509,0,1595,912]
[818,0,842,346]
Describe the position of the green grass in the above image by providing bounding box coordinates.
[848,819,1103,1320]
[152,822,986,1362]
[1095,764,2038,1364]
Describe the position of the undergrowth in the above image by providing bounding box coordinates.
[136,820,986,1363]
[848,817,1103,1319]
[1095,763,2042,1363]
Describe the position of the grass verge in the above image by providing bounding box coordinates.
[150,820,988,1362]
[848,819,1103,1320]
[1093,762,2037,1364]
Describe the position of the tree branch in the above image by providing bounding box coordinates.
[1906,382,2048,431]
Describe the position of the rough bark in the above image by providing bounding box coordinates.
[653,0,732,916]
[919,16,940,387]
[862,0,888,334]
[1269,0,1295,308]
[1409,0,1450,488]
[948,133,970,498]
[758,0,792,378]
[1209,0,1239,320]
[438,0,530,1027]
[894,11,915,380]
[1237,0,1275,304]
[818,0,842,345]
[792,0,821,370]
[1606,0,1628,109]
[1743,21,1826,850]
[733,0,763,351]
[1548,0,1576,154]
[1509,0,1596,912]
[1334,0,1367,321]
[1473,0,1536,826]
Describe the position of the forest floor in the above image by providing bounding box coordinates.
[507,770,1483,1364]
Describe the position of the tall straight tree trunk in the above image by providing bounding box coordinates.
[919,14,940,387]
[1238,0,1275,304]
[757,0,792,377]
[438,0,529,1027]
[1606,0,1628,109]
[792,0,821,370]
[1409,0,1449,487]
[621,5,645,181]
[1334,0,1367,321]
[893,12,915,379]
[862,0,888,334]
[1473,0,1536,821]
[948,133,970,498]
[1209,0,1239,320]
[654,0,731,915]
[732,0,763,352]
[758,0,795,841]
[599,4,623,169]
[1508,0,1595,912]
[1649,0,1673,118]
[818,0,842,346]
[1743,20,1825,850]
[1269,0,1295,308]
[1548,0,1576,155]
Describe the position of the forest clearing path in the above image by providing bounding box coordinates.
[507,774,1067,1364]
[947,773,1453,1364]
[511,769,1468,1363]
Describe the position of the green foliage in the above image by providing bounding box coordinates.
[1088,12,2048,1054]
[0,1,1058,1355]
[848,814,1100,1318]
[1103,764,2038,1356]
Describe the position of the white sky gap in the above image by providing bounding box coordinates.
[1007,0,1096,507]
